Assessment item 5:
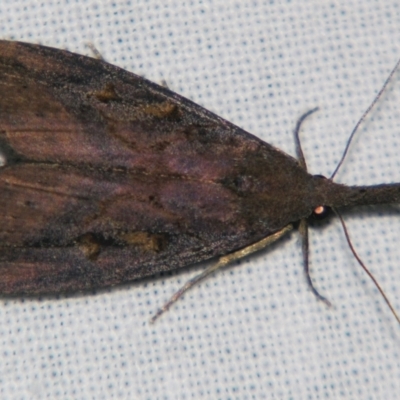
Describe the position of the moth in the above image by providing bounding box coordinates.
[0,40,399,322]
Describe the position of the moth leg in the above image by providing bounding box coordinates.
[293,107,319,171]
[299,218,332,306]
[150,224,293,323]
[160,79,169,88]
[293,109,331,306]
[86,43,105,61]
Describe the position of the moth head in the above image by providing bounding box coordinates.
[309,174,332,220]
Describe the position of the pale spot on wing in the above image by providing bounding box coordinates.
[0,151,5,167]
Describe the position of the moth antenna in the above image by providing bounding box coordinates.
[294,107,319,171]
[299,218,332,307]
[330,57,400,180]
[334,209,400,325]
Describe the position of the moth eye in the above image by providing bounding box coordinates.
[312,205,330,219]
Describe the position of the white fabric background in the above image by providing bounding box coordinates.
[1,1,400,399]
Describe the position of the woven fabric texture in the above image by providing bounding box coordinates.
[1,1,400,399]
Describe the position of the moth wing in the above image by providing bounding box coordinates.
[0,41,310,294]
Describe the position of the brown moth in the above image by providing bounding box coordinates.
[0,40,399,321]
